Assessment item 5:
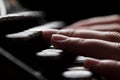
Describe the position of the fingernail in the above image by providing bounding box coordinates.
[52,34,68,42]
[84,58,100,68]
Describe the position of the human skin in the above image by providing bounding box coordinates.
[42,15,120,80]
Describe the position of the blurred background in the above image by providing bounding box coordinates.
[18,0,120,25]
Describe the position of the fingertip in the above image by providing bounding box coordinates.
[51,34,69,48]
[52,34,68,42]
[42,29,59,42]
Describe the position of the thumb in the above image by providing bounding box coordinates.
[84,58,120,80]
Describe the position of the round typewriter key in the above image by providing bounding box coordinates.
[36,49,63,60]
[62,70,93,80]
[37,49,63,56]
[74,56,86,66]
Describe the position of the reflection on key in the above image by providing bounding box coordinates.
[63,70,93,80]
[67,66,86,71]
[36,48,63,60]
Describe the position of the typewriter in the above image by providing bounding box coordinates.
[0,0,103,80]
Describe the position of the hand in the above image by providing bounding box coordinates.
[42,31,120,80]
[42,29,120,60]
[42,14,120,80]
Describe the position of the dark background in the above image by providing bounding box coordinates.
[0,1,120,80]
[18,0,120,25]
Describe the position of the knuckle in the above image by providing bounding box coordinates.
[106,31,120,42]
[74,38,86,46]
[69,29,75,37]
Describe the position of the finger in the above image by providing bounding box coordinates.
[85,24,120,32]
[65,15,120,29]
[42,29,120,42]
[72,23,120,32]
[84,58,120,80]
[51,34,120,60]
[42,29,58,42]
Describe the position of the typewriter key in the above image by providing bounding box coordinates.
[36,48,63,59]
[63,70,93,80]
[66,56,103,80]
[62,56,93,80]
